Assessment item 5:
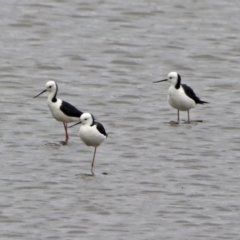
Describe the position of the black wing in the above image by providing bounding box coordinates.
[60,101,83,117]
[182,84,208,104]
[96,122,108,137]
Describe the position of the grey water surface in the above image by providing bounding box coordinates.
[1,0,240,239]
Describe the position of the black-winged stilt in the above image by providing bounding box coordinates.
[69,112,107,175]
[34,81,82,142]
[153,72,208,122]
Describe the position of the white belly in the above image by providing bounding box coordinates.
[168,86,195,111]
[79,126,106,147]
[47,99,79,123]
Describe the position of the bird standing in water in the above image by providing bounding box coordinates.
[69,112,107,175]
[34,81,82,142]
[153,72,208,122]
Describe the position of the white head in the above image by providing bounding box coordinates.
[45,81,57,93]
[68,112,95,128]
[80,113,94,126]
[153,72,181,87]
[33,80,58,98]
[167,72,180,85]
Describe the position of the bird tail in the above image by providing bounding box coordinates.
[197,100,208,104]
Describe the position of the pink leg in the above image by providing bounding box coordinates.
[187,111,190,123]
[63,122,69,142]
[91,147,97,175]
[177,110,180,122]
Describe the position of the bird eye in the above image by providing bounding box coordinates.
[49,86,52,88]
[84,118,87,121]
[169,77,172,79]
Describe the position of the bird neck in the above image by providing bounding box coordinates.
[90,114,95,126]
[174,74,181,89]
[48,85,58,102]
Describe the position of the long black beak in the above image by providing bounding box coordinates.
[33,89,47,98]
[68,121,81,128]
[153,79,168,83]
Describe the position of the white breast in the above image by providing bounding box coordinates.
[79,125,106,147]
[47,98,78,123]
[168,86,195,111]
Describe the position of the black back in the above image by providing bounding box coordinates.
[96,122,108,137]
[182,84,208,104]
[60,101,83,117]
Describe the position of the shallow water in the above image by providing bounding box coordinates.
[1,0,240,239]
